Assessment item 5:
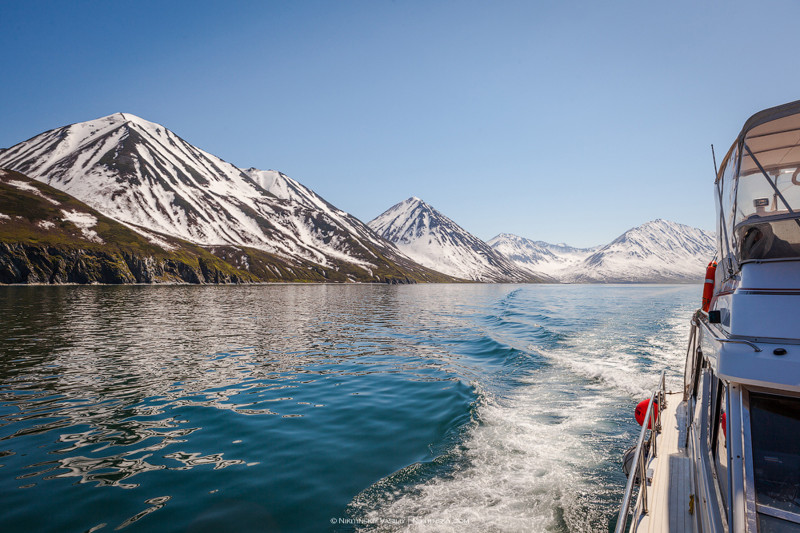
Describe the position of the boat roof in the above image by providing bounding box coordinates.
[717,99,800,181]
[739,98,800,138]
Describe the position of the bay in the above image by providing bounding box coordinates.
[0,284,698,532]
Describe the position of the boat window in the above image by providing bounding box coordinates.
[707,375,719,449]
[717,144,740,277]
[749,393,800,529]
[685,346,702,401]
[735,167,800,224]
[714,383,729,510]
[695,367,715,451]
[736,218,800,261]
[757,514,800,532]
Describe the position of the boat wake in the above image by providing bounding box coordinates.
[348,374,620,531]
[347,285,697,532]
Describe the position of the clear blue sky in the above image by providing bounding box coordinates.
[2,0,799,247]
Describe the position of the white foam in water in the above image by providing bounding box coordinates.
[354,287,696,532]
[358,373,621,531]
[536,312,689,399]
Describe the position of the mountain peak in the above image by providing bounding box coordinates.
[113,112,144,125]
[491,232,523,242]
[639,218,685,230]
[617,219,705,241]
[92,112,164,132]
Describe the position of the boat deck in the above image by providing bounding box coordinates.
[630,391,695,533]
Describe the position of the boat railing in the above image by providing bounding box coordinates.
[684,315,699,402]
[614,370,667,533]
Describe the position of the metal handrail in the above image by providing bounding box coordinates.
[710,336,762,352]
[614,371,667,533]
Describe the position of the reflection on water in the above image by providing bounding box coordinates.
[0,284,698,532]
[0,285,480,532]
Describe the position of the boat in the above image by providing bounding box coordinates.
[615,99,800,533]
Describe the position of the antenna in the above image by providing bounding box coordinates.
[711,144,719,177]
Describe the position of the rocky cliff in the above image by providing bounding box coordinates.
[0,169,434,285]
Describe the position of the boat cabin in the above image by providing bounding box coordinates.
[689,100,800,533]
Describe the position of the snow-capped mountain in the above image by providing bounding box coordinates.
[368,197,541,282]
[491,220,716,283]
[488,233,598,278]
[567,219,715,283]
[0,113,445,282]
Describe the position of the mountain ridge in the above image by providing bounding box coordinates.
[1,112,714,285]
[0,113,456,284]
[490,219,715,283]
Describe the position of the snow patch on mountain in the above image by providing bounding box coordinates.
[126,226,179,252]
[61,209,103,243]
[7,179,60,205]
[369,197,539,282]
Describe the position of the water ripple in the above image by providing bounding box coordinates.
[0,284,699,532]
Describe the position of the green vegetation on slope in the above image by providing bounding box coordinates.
[0,169,457,284]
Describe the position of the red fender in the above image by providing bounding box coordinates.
[635,398,659,429]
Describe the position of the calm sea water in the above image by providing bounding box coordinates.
[0,284,698,532]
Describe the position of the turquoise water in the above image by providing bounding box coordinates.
[0,284,698,532]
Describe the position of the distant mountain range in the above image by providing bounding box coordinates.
[0,112,715,284]
[488,234,599,279]
[489,219,716,283]
[370,197,715,283]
